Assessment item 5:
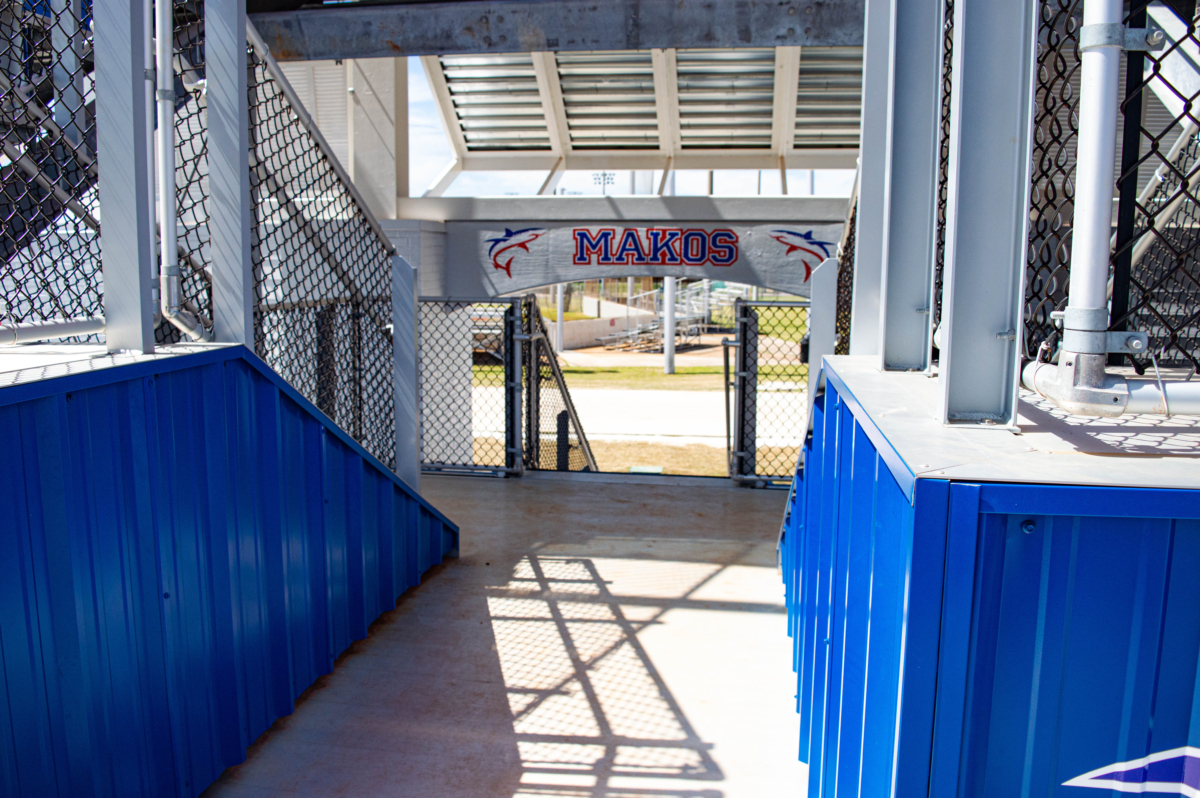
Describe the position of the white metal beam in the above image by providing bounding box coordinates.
[449,149,857,173]
[531,51,571,157]
[877,0,943,371]
[657,158,674,195]
[651,48,681,156]
[210,1,254,343]
[95,0,156,352]
[420,54,468,159]
[771,46,801,155]
[848,0,891,356]
[537,157,566,195]
[938,0,1038,425]
[423,159,462,197]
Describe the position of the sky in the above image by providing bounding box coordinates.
[405,57,857,199]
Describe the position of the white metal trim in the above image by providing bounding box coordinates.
[772,46,802,154]
[420,54,468,159]
[651,48,681,155]
[531,51,571,156]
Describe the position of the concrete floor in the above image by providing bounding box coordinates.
[202,473,804,798]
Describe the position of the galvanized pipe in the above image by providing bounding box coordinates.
[663,276,675,374]
[155,0,208,342]
[1071,0,1123,316]
[1022,359,1200,417]
[555,283,564,353]
[0,317,106,346]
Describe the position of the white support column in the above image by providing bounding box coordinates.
[538,157,566,196]
[651,48,681,158]
[348,58,406,218]
[393,256,420,489]
[421,54,467,197]
[208,0,254,344]
[95,0,156,352]
[848,0,892,356]
[663,276,676,374]
[939,0,1038,425]
[532,51,571,159]
[878,0,944,371]
[771,46,801,160]
[556,283,565,353]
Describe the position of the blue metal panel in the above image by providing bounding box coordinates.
[784,363,1200,797]
[0,346,458,798]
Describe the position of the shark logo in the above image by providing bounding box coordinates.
[769,229,835,282]
[1064,747,1200,796]
[485,227,546,278]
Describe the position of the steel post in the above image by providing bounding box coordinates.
[393,256,421,489]
[208,0,255,343]
[94,0,156,352]
[879,0,943,371]
[556,283,565,352]
[848,0,892,356]
[938,0,1038,425]
[664,276,676,374]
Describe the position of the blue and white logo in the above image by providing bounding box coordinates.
[1064,747,1200,795]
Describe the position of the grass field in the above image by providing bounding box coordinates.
[468,436,799,477]
[539,307,593,322]
[471,364,807,390]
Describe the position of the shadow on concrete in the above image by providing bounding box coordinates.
[492,552,728,797]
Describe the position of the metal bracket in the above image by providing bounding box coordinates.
[1108,330,1149,354]
[1079,23,1165,52]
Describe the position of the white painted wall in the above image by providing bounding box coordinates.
[380,219,446,296]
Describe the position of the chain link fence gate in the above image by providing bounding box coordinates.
[418,295,596,476]
[725,299,811,486]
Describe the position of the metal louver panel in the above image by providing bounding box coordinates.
[677,49,775,149]
[795,46,863,148]
[441,53,551,151]
[557,51,659,150]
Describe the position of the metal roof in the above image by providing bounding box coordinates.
[421,45,862,195]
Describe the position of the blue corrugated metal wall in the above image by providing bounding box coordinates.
[0,346,458,798]
[783,373,1200,797]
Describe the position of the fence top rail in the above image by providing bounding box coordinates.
[245,19,396,258]
[735,300,812,308]
[419,295,528,305]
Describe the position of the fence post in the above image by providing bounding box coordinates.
[393,256,420,488]
[208,0,255,344]
[664,276,676,374]
[94,0,156,352]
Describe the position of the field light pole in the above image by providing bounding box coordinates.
[556,283,565,353]
[664,276,676,374]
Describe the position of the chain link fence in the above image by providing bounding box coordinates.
[1025,0,1200,373]
[418,298,517,473]
[164,0,212,344]
[248,40,397,467]
[932,0,955,334]
[728,300,810,484]
[0,0,101,330]
[833,197,857,356]
[418,295,596,476]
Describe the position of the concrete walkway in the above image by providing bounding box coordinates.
[202,474,804,798]
[472,387,808,447]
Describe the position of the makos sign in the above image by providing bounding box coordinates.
[443,221,843,298]
[572,228,740,267]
